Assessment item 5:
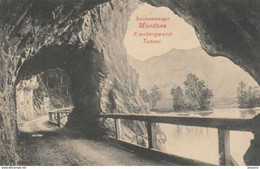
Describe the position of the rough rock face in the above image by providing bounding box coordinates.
[16,68,72,122]
[16,76,50,121]
[143,0,260,85]
[0,0,260,165]
[0,0,147,164]
[40,68,72,109]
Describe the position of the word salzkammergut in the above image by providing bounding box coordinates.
[136,16,170,22]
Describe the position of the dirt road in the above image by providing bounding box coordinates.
[17,116,170,166]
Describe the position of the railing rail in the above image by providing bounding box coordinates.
[48,107,73,127]
[99,113,257,166]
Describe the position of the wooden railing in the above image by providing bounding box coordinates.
[48,107,73,127]
[99,113,260,166]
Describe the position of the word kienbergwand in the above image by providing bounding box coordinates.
[133,32,173,37]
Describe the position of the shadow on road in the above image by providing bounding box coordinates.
[17,116,170,166]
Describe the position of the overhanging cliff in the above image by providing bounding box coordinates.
[0,0,147,164]
[143,0,260,85]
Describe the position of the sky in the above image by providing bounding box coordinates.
[124,3,201,61]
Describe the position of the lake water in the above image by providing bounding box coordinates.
[152,107,260,165]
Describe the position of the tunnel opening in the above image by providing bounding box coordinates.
[16,68,73,124]
[15,42,106,138]
[120,3,260,165]
[124,3,259,112]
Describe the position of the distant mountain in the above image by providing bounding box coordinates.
[128,47,258,109]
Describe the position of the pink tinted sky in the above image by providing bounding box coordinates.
[124,3,201,61]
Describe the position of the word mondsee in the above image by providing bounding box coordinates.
[135,17,170,44]
[139,22,167,29]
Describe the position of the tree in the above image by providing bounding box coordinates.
[247,86,256,108]
[171,86,186,111]
[150,85,162,110]
[184,73,213,110]
[237,81,248,108]
[140,89,150,103]
[253,86,260,107]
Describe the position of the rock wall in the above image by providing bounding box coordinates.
[17,76,39,121]
[0,0,147,164]
[32,76,50,115]
[16,68,73,122]
[0,55,18,165]
[16,75,50,121]
[40,68,72,110]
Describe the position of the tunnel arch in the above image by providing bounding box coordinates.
[15,43,108,136]
[11,0,260,136]
[142,0,260,85]
[13,0,147,139]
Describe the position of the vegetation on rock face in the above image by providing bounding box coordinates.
[171,73,213,111]
[40,68,72,109]
[237,81,260,108]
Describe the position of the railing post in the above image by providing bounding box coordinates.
[218,129,231,165]
[147,121,157,149]
[114,119,121,140]
[49,112,52,121]
[57,112,61,127]
[244,114,260,165]
[54,112,57,120]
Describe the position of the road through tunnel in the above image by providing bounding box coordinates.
[15,44,106,136]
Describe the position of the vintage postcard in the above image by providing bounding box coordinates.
[0,0,259,167]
